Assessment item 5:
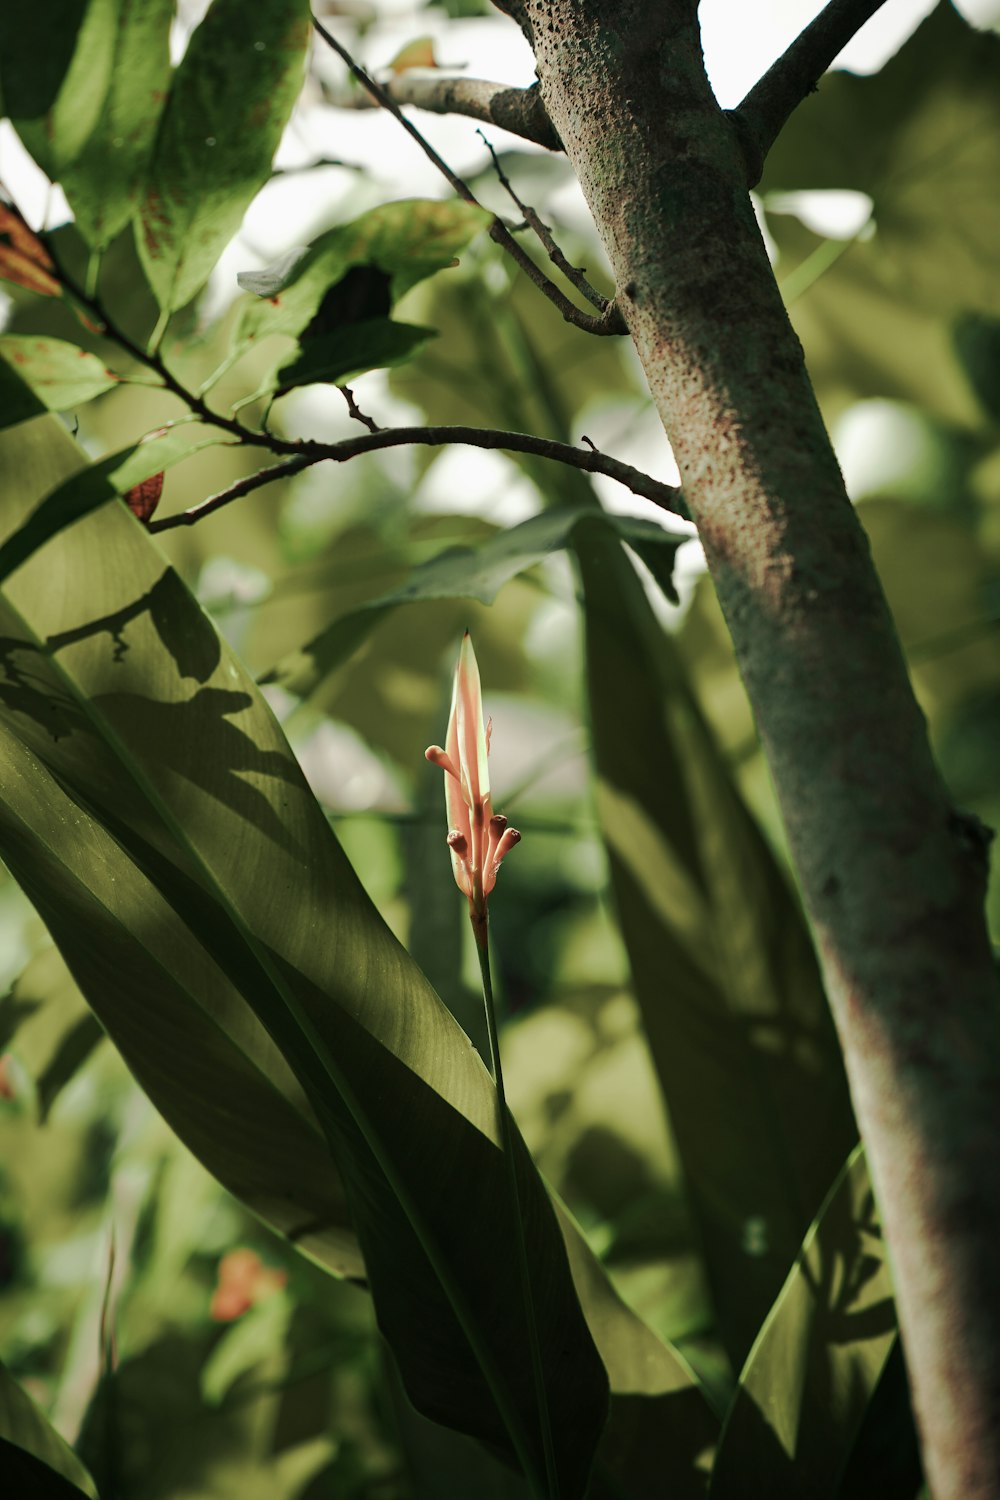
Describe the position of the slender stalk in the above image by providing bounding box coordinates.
[475,925,560,1500]
[148,307,170,356]
[85,247,101,301]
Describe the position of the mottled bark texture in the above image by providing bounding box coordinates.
[502,2,1000,1495]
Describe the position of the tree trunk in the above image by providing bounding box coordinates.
[504,2,1000,1494]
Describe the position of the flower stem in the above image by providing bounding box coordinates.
[475,924,561,1500]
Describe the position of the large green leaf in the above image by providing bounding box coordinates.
[762,2,1000,318]
[265,507,687,699]
[709,1146,896,1498]
[0,417,625,1496]
[0,1358,98,1498]
[574,516,856,1366]
[4,0,173,250]
[0,730,361,1280]
[136,0,310,312]
[0,356,47,432]
[0,426,236,584]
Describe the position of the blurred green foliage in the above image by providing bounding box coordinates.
[0,1,998,1496]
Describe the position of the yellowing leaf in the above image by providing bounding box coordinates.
[389,36,439,73]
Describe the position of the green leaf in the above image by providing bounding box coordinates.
[273,319,436,394]
[0,946,103,1121]
[0,729,364,1277]
[137,0,311,312]
[0,356,46,432]
[709,1146,896,1498]
[60,0,175,249]
[235,199,491,345]
[0,0,88,123]
[1,0,109,174]
[761,2,1000,317]
[265,508,687,698]
[0,336,120,411]
[0,416,623,1496]
[573,516,856,1367]
[4,0,173,250]
[0,427,236,584]
[200,1291,293,1407]
[0,1357,98,1499]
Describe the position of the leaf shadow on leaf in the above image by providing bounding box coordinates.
[92,686,305,858]
[0,573,302,857]
[709,1149,896,1500]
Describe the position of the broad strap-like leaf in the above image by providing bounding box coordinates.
[709,1146,896,1498]
[136,0,311,312]
[0,356,47,432]
[0,415,613,1495]
[0,731,362,1277]
[574,515,856,1367]
[0,1357,98,1498]
[0,427,235,584]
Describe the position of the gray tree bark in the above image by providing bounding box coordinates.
[498,2,1000,1495]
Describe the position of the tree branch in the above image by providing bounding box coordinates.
[730,0,892,186]
[312,17,625,336]
[478,130,609,312]
[147,425,686,531]
[384,75,562,152]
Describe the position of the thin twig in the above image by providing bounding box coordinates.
[380,74,562,152]
[338,383,381,432]
[147,424,687,531]
[311,16,624,336]
[730,0,891,186]
[147,456,312,531]
[477,130,609,313]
